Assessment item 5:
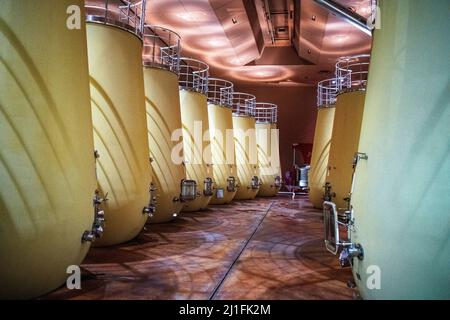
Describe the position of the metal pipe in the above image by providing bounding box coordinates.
[313,0,372,36]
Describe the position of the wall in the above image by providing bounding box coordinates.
[235,83,317,176]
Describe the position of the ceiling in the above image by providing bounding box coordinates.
[135,0,373,86]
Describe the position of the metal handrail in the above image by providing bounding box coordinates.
[178,57,209,95]
[85,0,146,39]
[317,78,339,107]
[232,92,256,117]
[255,103,277,124]
[336,54,371,92]
[143,25,181,74]
[207,78,234,108]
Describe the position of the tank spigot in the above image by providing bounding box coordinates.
[251,176,260,189]
[203,178,214,196]
[82,191,108,243]
[339,243,364,268]
[82,231,95,243]
[323,182,335,201]
[353,152,368,167]
[143,206,155,217]
[227,177,237,192]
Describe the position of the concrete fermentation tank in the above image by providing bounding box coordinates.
[323,0,450,299]
[232,93,261,200]
[179,58,214,212]
[142,26,195,223]
[85,0,154,246]
[0,0,97,299]
[207,78,239,204]
[255,104,281,197]
[324,55,369,210]
[309,79,337,208]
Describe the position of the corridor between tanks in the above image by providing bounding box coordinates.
[43,195,353,300]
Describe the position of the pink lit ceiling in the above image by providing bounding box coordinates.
[145,0,372,86]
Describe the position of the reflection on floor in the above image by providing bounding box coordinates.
[42,195,354,300]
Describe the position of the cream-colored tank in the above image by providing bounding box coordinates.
[0,0,96,299]
[255,103,281,197]
[179,58,214,212]
[325,91,366,209]
[86,5,152,246]
[142,26,189,223]
[309,78,337,209]
[207,79,238,204]
[348,0,450,299]
[232,93,260,200]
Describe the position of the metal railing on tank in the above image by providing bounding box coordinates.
[317,78,339,108]
[142,25,181,74]
[207,78,234,108]
[232,93,256,117]
[85,0,146,38]
[255,103,277,124]
[335,54,371,92]
[178,58,209,95]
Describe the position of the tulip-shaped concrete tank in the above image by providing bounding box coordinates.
[142,26,194,223]
[309,79,337,208]
[0,0,97,299]
[85,1,153,246]
[255,104,281,197]
[346,0,450,299]
[324,55,369,210]
[232,93,260,200]
[207,79,239,204]
[179,58,214,212]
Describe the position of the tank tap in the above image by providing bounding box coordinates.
[82,190,108,243]
[352,152,368,167]
[323,182,335,201]
[143,182,157,217]
[339,243,364,268]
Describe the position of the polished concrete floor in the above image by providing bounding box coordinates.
[42,195,354,300]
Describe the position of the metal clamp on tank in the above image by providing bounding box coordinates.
[85,0,147,38]
[82,190,108,243]
[143,182,157,218]
[323,201,363,267]
[251,176,261,190]
[178,179,197,202]
[203,177,214,196]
